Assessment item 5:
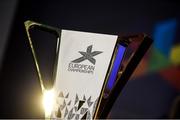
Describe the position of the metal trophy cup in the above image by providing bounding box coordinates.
[24,20,152,119]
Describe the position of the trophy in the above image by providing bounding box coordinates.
[24,20,152,119]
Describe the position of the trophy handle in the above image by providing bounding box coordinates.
[97,34,153,118]
[24,20,61,92]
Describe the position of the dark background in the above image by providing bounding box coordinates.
[0,0,179,118]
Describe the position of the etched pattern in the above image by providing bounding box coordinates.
[51,91,99,119]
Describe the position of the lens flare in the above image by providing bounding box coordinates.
[43,89,55,118]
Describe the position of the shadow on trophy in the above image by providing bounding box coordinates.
[24,20,153,119]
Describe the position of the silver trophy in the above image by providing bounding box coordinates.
[24,20,152,119]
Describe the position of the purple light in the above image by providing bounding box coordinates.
[107,44,126,90]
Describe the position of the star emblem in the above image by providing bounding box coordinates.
[72,45,102,65]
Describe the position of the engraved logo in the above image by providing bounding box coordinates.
[72,45,102,65]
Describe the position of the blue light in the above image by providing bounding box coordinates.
[153,19,177,57]
[107,44,126,90]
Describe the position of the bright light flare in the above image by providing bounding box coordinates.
[43,89,55,118]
